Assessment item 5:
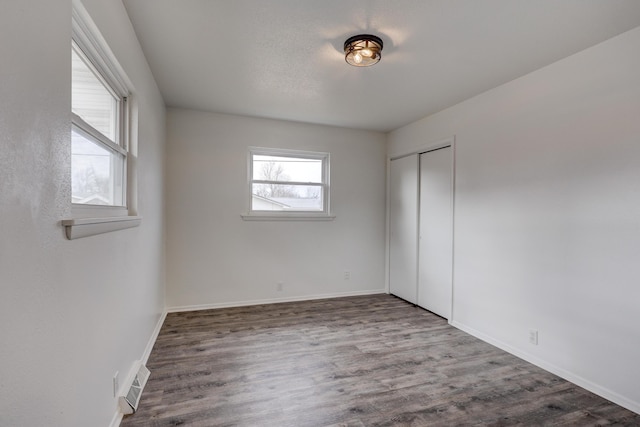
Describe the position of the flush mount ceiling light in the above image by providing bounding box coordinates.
[344,34,383,67]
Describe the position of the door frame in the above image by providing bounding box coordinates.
[385,136,456,322]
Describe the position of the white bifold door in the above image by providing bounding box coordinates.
[389,146,453,319]
[418,147,453,318]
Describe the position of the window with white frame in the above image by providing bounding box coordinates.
[71,37,128,208]
[248,148,330,215]
[61,4,141,239]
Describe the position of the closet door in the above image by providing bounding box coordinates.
[389,154,419,304]
[418,147,453,318]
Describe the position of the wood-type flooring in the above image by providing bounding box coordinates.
[121,294,639,426]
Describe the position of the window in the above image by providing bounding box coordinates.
[246,148,331,219]
[71,41,127,208]
[62,4,141,239]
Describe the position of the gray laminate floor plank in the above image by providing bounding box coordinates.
[121,294,639,426]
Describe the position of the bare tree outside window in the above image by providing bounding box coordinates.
[254,161,297,198]
[72,166,110,202]
[305,186,320,199]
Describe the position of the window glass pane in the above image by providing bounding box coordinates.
[252,184,323,211]
[72,128,124,206]
[72,47,118,142]
[253,155,322,183]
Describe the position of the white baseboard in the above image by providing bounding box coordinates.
[142,310,167,365]
[450,320,640,415]
[109,407,123,427]
[167,289,387,313]
[109,309,168,427]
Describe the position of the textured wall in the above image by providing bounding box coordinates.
[0,1,166,426]
[389,27,640,413]
[165,110,387,309]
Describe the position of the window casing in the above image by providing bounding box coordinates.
[62,3,141,239]
[247,148,330,218]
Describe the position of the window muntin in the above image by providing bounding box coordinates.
[249,149,329,214]
[71,41,127,207]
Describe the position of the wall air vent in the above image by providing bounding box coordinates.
[118,364,150,415]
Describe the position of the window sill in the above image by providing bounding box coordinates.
[61,216,142,240]
[240,213,336,221]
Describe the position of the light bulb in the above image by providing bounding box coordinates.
[361,48,372,57]
[353,52,363,64]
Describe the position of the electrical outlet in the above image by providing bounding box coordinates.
[344,271,350,280]
[277,282,283,292]
[113,371,119,397]
[529,329,538,345]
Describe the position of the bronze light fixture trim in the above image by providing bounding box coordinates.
[344,34,383,67]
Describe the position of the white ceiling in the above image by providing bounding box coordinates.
[123,0,640,132]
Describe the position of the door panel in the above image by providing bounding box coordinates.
[418,147,453,318]
[389,155,419,304]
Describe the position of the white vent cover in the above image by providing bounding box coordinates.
[119,364,150,415]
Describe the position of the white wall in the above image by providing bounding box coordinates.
[389,27,640,412]
[0,1,166,426]
[166,109,386,309]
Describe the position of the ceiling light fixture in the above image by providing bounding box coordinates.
[344,34,383,67]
